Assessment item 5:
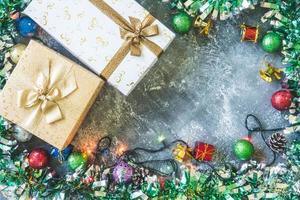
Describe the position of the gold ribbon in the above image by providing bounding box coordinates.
[89,0,163,80]
[17,60,77,128]
[198,144,214,160]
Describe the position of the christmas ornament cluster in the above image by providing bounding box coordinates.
[0,120,299,199]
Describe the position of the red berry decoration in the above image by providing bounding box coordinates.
[28,148,49,169]
[271,90,292,111]
[159,177,166,190]
[84,176,95,184]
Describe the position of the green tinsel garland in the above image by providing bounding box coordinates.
[0,0,26,55]
[260,0,300,82]
[0,115,299,199]
[0,0,29,89]
[287,140,300,166]
[167,0,258,20]
[259,1,300,130]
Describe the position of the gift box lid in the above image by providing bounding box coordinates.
[0,40,104,149]
[24,0,175,95]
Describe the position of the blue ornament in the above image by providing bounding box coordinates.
[50,148,59,158]
[17,16,37,37]
[50,145,73,161]
[100,148,110,157]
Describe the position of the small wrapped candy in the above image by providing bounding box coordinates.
[259,63,282,82]
[193,142,215,161]
[240,23,259,43]
[172,143,192,162]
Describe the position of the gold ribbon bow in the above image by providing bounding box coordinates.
[89,0,163,80]
[17,60,77,127]
[120,16,160,56]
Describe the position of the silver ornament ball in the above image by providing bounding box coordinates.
[13,126,32,142]
[10,44,27,64]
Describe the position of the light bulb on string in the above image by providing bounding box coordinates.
[158,135,166,143]
[116,143,127,157]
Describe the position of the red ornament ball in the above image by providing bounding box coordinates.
[271,90,292,111]
[85,176,94,184]
[159,177,165,190]
[28,148,49,169]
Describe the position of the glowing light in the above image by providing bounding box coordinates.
[82,147,94,160]
[86,149,93,155]
[82,152,88,160]
[158,135,166,143]
[242,136,253,142]
[116,144,127,156]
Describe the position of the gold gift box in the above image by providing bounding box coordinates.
[0,40,104,149]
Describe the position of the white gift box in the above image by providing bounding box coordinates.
[24,0,175,95]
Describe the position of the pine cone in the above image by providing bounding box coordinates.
[269,132,287,153]
[132,167,150,188]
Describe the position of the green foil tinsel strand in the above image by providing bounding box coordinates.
[261,1,300,81]
[166,0,258,20]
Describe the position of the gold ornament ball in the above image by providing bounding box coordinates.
[10,44,27,64]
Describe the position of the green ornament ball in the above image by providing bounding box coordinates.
[67,152,87,170]
[261,32,282,53]
[233,139,254,161]
[172,12,192,34]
